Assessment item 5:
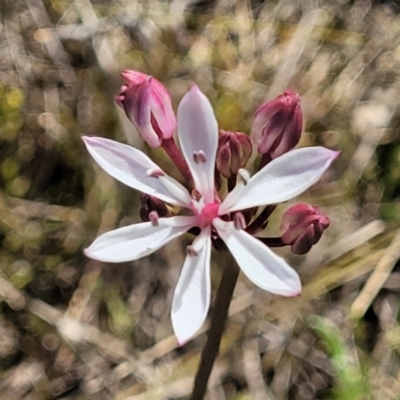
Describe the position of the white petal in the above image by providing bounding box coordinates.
[220,147,339,213]
[157,174,193,206]
[214,219,301,296]
[172,227,212,345]
[83,136,191,206]
[84,216,195,262]
[177,85,218,203]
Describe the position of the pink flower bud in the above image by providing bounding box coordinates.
[216,130,252,178]
[251,90,303,159]
[115,70,177,148]
[280,204,330,255]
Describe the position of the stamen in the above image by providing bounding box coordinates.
[233,212,246,230]
[186,245,198,257]
[193,150,206,164]
[146,168,165,178]
[148,211,159,226]
[238,168,250,185]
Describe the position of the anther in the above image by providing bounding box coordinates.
[193,150,206,164]
[148,211,159,226]
[238,168,250,185]
[233,212,247,230]
[146,168,165,178]
[186,245,198,256]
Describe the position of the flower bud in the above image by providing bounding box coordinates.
[115,70,177,148]
[216,130,252,178]
[139,194,169,222]
[251,90,303,160]
[280,204,330,255]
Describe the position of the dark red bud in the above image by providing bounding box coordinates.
[139,194,169,222]
[216,130,253,178]
[280,204,330,255]
[251,90,303,160]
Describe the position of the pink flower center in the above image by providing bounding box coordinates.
[192,202,220,229]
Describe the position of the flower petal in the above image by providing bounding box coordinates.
[84,216,195,262]
[220,147,339,213]
[214,219,301,296]
[83,136,191,206]
[172,227,212,345]
[177,85,218,203]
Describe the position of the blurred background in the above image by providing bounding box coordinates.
[1,0,400,399]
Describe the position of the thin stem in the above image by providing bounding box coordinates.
[259,153,272,169]
[190,261,240,400]
[227,175,237,192]
[161,138,193,185]
[258,236,286,247]
[246,204,277,235]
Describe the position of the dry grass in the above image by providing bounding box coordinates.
[1,0,400,399]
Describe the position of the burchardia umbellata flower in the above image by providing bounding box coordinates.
[83,84,338,345]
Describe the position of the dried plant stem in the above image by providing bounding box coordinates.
[191,260,240,400]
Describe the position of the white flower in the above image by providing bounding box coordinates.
[83,85,338,344]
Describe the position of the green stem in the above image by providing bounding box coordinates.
[190,261,240,400]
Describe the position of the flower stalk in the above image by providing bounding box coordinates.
[161,137,193,184]
[191,260,239,400]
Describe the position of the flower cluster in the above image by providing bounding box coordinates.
[83,71,338,344]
